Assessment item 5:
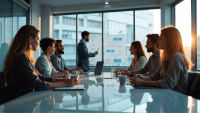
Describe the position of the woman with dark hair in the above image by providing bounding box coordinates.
[130,26,193,94]
[3,25,78,101]
[116,41,147,73]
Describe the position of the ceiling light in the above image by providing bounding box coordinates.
[105,0,109,4]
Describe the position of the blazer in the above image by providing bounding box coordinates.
[77,39,96,71]
[6,53,52,101]
[35,53,59,77]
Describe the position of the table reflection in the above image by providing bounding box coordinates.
[0,72,196,113]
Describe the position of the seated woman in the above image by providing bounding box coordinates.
[3,25,78,101]
[130,26,192,94]
[116,41,147,73]
[35,37,68,78]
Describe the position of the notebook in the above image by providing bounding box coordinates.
[54,85,85,91]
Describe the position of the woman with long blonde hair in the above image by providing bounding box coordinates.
[3,25,78,101]
[130,26,192,94]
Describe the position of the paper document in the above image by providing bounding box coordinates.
[54,85,85,91]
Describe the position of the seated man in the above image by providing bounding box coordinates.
[35,37,69,78]
[51,40,83,74]
[121,34,160,77]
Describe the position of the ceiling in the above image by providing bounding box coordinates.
[37,0,138,7]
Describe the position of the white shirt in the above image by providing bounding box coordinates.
[128,56,147,71]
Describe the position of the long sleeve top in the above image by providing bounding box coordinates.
[35,53,59,77]
[131,50,160,76]
[127,56,147,71]
[50,52,69,72]
[149,52,188,94]
[6,53,53,100]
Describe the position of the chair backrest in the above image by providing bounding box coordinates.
[187,72,200,99]
[0,71,5,90]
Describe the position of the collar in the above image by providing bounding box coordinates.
[81,39,86,44]
[41,53,50,60]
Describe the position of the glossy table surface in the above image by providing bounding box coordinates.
[0,72,199,113]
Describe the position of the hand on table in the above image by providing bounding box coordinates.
[134,74,143,79]
[121,71,131,77]
[129,77,144,86]
[63,70,69,76]
[64,78,79,87]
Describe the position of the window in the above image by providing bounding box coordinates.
[87,20,102,28]
[54,30,59,39]
[135,9,161,59]
[54,16,59,24]
[64,45,76,54]
[62,30,74,39]
[78,13,102,66]
[104,11,134,66]
[63,17,76,25]
[54,14,76,66]
[65,60,76,66]
[197,0,200,70]
[176,0,191,65]
[0,1,28,71]
[79,19,83,26]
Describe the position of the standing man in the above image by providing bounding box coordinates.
[51,40,83,74]
[77,31,98,72]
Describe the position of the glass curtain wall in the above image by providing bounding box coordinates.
[53,9,160,67]
[197,0,200,69]
[135,9,161,59]
[175,0,191,65]
[0,0,28,71]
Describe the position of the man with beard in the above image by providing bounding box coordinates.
[50,40,83,74]
[121,34,160,77]
[77,31,98,72]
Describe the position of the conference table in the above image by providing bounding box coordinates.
[0,72,199,113]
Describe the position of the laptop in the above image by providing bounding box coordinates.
[84,61,104,76]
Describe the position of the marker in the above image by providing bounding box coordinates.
[97,48,99,51]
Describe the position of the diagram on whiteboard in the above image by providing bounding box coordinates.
[105,34,126,64]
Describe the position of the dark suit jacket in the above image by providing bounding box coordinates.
[77,39,95,71]
[6,53,53,101]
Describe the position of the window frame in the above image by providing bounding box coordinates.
[53,7,161,68]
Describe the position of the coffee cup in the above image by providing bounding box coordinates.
[119,75,127,85]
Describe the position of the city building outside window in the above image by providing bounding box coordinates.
[54,30,59,39]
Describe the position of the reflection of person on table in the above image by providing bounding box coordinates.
[3,91,64,112]
[129,89,145,106]
[79,78,97,105]
[130,26,192,94]
[116,41,147,74]
[146,90,188,113]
